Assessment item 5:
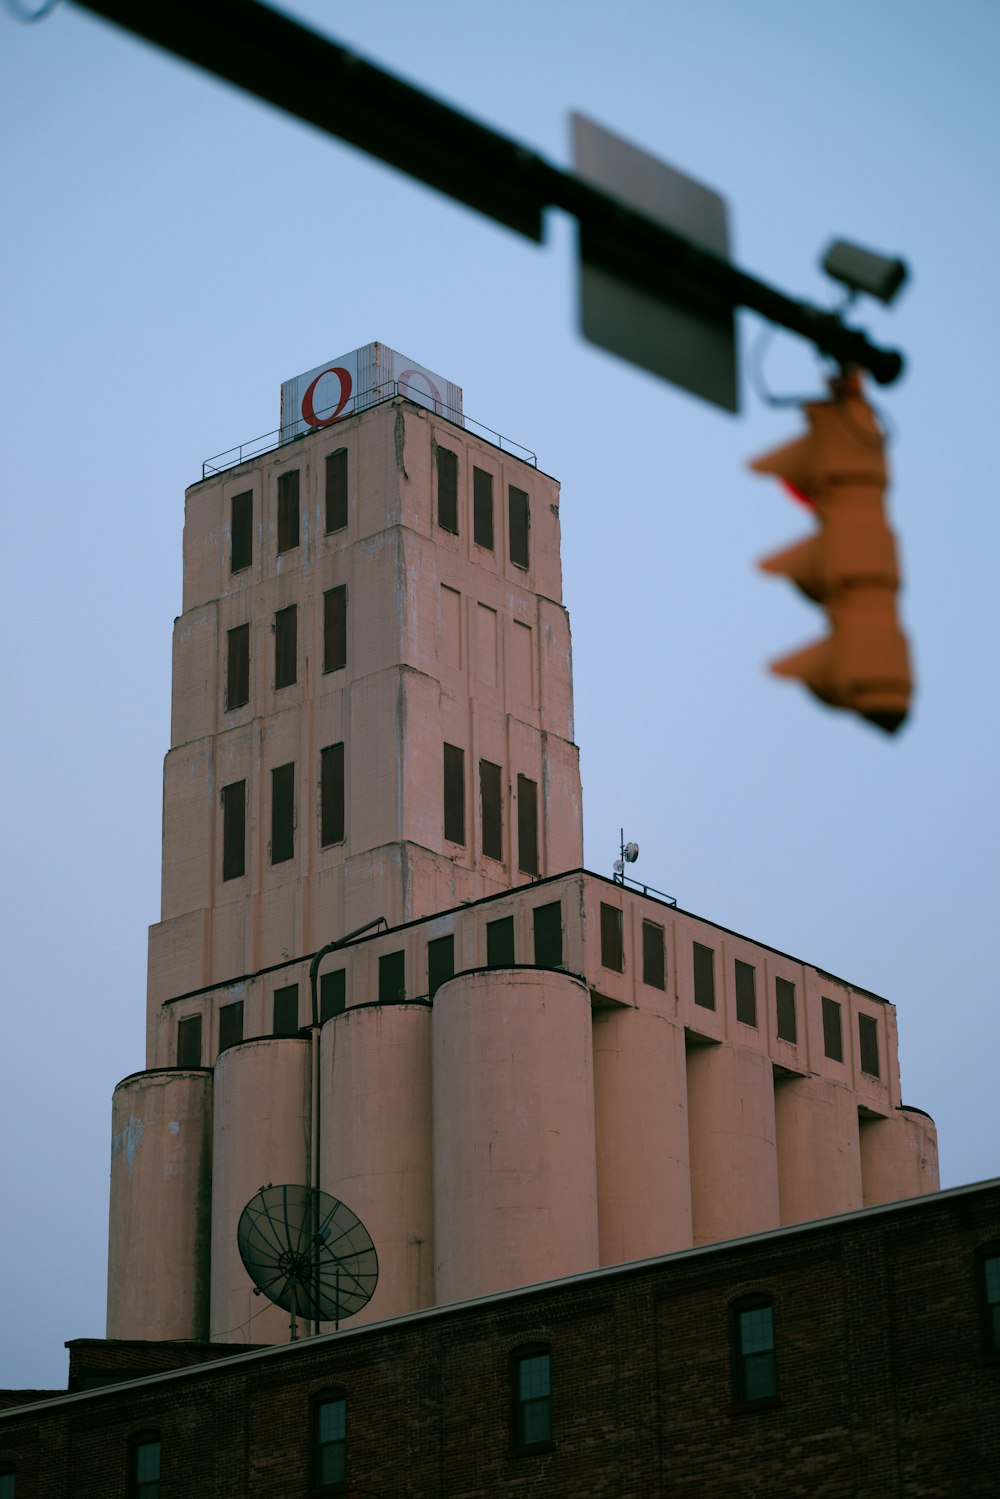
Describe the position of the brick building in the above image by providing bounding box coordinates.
[2,1180,998,1497]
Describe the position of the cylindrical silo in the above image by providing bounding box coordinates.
[592,1006,692,1264]
[686,1042,779,1245]
[320,1001,434,1326]
[210,1037,310,1344]
[433,968,598,1304]
[859,1106,940,1207]
[774,1076,864,1225]
[107,1068,212,1340]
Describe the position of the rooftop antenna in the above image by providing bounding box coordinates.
[613,829,639,884]
[237,1184,378,1341]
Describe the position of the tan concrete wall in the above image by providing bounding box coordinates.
[210,1038,310,1344]
[320,1003,434,1327]
[686,1042,780,1244]
[432,968,598,1303]
[106,1070,212,1340]
[774,1076,864,1224]
[860,1107,940,1206]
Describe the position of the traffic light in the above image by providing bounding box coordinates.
[749,372,912,734]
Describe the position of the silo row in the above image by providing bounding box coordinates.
[107,983,938,1343]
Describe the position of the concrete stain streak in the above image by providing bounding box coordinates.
[111,1115,143,1177]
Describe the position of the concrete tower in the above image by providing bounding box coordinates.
[107,345,938,1347]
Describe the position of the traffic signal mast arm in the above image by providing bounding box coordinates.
[750,374,912,734]
[69,0,904,389]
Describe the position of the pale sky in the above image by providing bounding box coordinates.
[2,0,998,1388]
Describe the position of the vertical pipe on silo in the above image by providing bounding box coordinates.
[433,968,599,1304]
[686,1042,780,1244]
[592,1007,692,1264]
[774,1076,864,1225]
[210,1037,309,1344]
[107,1069,212,1341]
[320,1002,434,1327]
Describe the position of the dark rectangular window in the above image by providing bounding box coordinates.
[693,942,716,1010]
[312,1394,346,1487]
[480,759,503,861]
[776,977,797,1042]
[226,623,250,710]
[486,915,515,968]
[642,920,665,990]
[274,604,297,688]
[428,934,455,998]
[273,984,299,1036]
[177,1015,202,1068]
[513,1349,551,1448]
[517,774,538,876]
[131,1435,162,1499]
[980,1251,1000,1356]
[735,960,757,1026]
[822,996,844,1061]
[324,585,347,673]
[437,446,458,533]
[325,448,348,532]
[733,1298,776,1403]
[509,485,530,569]
[231,490,253,573]
[321,743,345,847]
[221,780,246,881]
[600,902,624,973]
[320,969,346,1022]
[379,950,406,1002]
[271,762,295,864]
[218,1000,243,1053]
[859,1013,880,1077]
[473,466,494,549]
[277,469,299,552]
[533,903,563,967]
[444,743,465,845]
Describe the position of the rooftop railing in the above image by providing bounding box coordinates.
[202,381,537,479]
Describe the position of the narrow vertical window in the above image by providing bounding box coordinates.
[177,1015,202,1068]
[642,920,665,990]
[443,744,466,846]
[218,1000,244,1053]
[273,984,299,1035]
[222,779,246,881]
[733,1297,777,1403]
[533,903,563,967]
[226,623,250,710]
[735,960,757,1026]
[437,446,458,533]
[428,934,455,999]
[325,448,348,532]
[693,942,715,1009]
[0,1463,15,1499]
[517,774,538,876]
[480,759,503,861]
[320,969,346,1021]
[978,1248,1000,1357]
[775,977,797,1042]
[512,1347,551,1448]
[324,585,347,673]
[274,604,297,688]
[379,950,406,1002]
[600,902,624,973]
[312,1393,346,1488]
[231,490,253,573]
[859,1013,880,1077]
[822,996,844,1061]
[508,485,530,569]
[271,762,295,864]
[473,466,494,549]
[486,915,515,968]
[277,469,299,552]
[321,743,345,847]
[129,1433,161,1499]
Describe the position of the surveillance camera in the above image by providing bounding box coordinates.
[821,240,908,306]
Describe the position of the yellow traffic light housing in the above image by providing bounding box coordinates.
[750,373,912,733]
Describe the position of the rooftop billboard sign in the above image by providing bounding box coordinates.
[280,342,463,443]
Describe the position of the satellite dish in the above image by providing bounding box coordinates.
[623,841,639,864]
[237,1184,378,1338]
